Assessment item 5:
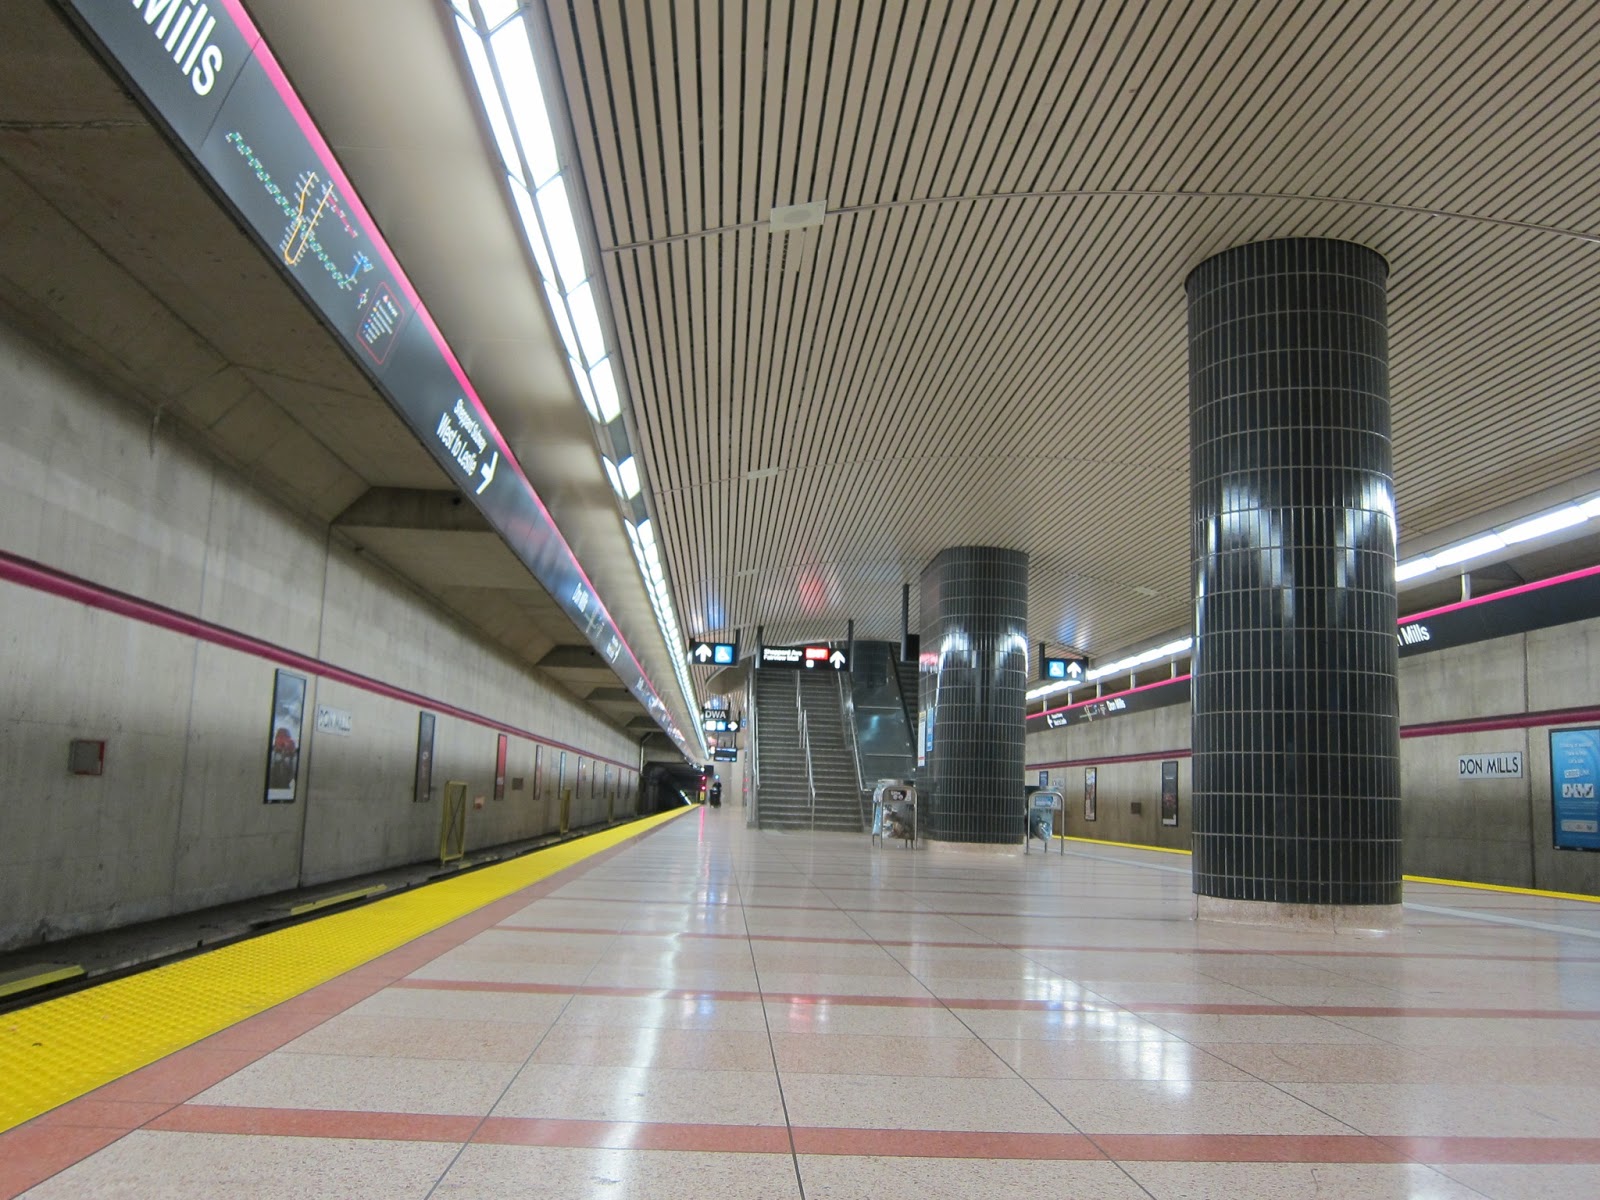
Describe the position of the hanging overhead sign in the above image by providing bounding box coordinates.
[1043,656,1086,683]
[1398,565,1600,659]
[688,640,738,666]
[760,645,848,670]
[56,0,690,755]
[713,748,739,762]
[1031,677,1189,731]
[702,716,732,733]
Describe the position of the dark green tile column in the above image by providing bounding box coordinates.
[1186,238,1401,927]
[918,546,1028,843]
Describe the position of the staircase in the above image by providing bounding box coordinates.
[894,657,920,728]
[754,667,868,832]
[754,671,811,830]
[799,672,866,832]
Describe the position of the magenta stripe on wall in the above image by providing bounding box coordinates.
[0,547,636,771]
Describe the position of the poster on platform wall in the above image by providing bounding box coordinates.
[494,733,508,802]
[1160,760,1180,827]
[1084,767,1098,821]
[1551,728,1600,851]
[414,712,436,804]
[263,670,306,804]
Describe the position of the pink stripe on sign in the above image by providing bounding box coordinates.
[1402,561,1600,624]
[223,8,672,721]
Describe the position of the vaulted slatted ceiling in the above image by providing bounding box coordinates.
[544,0,1600,686]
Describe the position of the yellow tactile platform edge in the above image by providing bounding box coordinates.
[0,807,691,1134]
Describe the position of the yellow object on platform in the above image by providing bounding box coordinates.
[0,808,690,1134]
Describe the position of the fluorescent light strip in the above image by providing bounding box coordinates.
[616,455,641,499]
[506,176,556,283]
[477,0,522,28]
[1029,491,1600,704]
[535,175,587,291]
[454,7,702,751]
[564,281,607,366]
[588,359,622,422]
[1397,492,1600,581]
[456,18,522,185]
[541,280,581,363]
[488,19,560,186]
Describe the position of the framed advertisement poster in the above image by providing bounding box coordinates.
[1551,728,1600,850]
[414,711,436,803]
[1160,760,1180,827]
[263,670,306,804]
[494,733,508,802]
[1084,766,1097,821]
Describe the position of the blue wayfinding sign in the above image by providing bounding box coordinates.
[1551,728,1600,851]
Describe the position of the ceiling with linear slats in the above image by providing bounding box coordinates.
[541,0,1600,681]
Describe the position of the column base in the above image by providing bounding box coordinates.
[1196,895,1402,933]
[925,838,1023,856]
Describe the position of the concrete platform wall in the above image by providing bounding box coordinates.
[0,322,639,950]
[1028,616,1600,893]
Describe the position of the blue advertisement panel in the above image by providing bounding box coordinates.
[1551,728,1600,851]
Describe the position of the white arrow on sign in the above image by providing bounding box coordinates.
[829,651,846,669]
[476,450,498,495]
[693,644,713,662]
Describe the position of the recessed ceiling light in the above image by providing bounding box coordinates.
[1131,585,1159,598]
[744,467,783,482]
[769,200,826,232]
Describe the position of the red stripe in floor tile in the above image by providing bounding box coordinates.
[996,943,1589,964]
[384,979,1600,1023]
[474,1116,791,1153]
[1120,1004,1600,1024]
[146,1104,479,1143]
[1376,1136,1600,1164]
[51,1106,1600,1169]
[1092,1134,1410,1163]
[0,1124,129,1200]
[25,1100,174,1130]
[88,1048,270,1106]
[791,1127,1105,1159]
[391,978,768,1003]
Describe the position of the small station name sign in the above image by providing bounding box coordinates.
[1458,752,1523,780]
[760,645,848,670]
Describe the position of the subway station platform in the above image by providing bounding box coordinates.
[4,808,1600,1198]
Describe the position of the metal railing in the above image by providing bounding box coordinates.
[837,668,865,793]
[799,707,817,825]
[746,657,761,828]
[837,667,870,828]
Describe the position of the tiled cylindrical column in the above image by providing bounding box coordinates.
[1186,238,1401,923]
[918,546,1028,843]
